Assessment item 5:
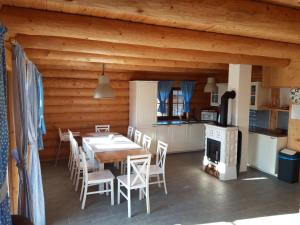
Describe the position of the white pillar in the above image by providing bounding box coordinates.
[228,64,252,172]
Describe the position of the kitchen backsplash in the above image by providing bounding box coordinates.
[249,110,289,131]
[249,110,270,129]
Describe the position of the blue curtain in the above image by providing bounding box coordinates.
[37,72,46,150]
[157,81,173,114]
[12,43,33,221]
[180,81,196,113]
[0,26,12,225]
[27,62,45,225]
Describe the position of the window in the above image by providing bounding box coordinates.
[157,87,185,120]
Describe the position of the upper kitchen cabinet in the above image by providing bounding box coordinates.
[129,81,158,127]
[250,82,270,110]
[210,83,228,106]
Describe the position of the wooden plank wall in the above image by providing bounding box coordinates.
[41,70,262,161]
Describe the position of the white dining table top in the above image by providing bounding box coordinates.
[82,132,142,153]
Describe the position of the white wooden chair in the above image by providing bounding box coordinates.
[133,130,142,145]
[68,131,98,187]
[148,141,168,194]
[55,128,79,166]
[142,134,152,153]
[74,143,99,192]
[95,125,110,133]
[117,154,151,218]
[127,126,134,140]
[79,148,115,209]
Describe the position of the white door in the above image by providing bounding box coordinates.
[156,125,171,152]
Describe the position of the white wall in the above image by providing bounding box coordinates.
[228,64,252,172]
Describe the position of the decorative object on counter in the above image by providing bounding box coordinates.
[204,77,218,93]
[289,88,300,103]
[180,81,196,119]
[157,81,173,115]
[94,64,115,99]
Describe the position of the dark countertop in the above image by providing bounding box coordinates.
[153,120,208,126]
[249,127,287,137]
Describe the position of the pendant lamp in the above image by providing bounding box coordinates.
[204,77,218,93]
[94,64,115,99]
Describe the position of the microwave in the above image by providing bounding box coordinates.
[201,110,218,122]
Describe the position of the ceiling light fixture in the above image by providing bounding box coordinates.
[204,77,218,93]
[94,64,115,99]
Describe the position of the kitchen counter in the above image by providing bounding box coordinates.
[154,120,209,126]
[249,127,287,137]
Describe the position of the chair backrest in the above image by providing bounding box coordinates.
[69,130,79,163]
[79,147,89,183]
[127,154,151,189]
[156,141,168,170]
[95,125,110,133]
[127,126,134,140]
[142,134,152,153]
[59,128,69,141]
[134,130,142,145]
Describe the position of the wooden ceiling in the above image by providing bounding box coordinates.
[259,0,300,9]
[1,0,300,75]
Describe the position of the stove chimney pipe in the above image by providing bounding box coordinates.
[219,90,236,126]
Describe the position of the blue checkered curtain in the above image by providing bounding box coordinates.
[0,26,12,225]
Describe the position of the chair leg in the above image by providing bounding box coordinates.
[139,188,142,200]
[157,174,161,188]
[105,183,109,196]
[110,181,114,206]
[146,186,150,214]
[80,180,84,201]
[81,185,88,210]
[54,141,62,166]
[117,180,121,205]
[70,162,76,180]
[127,189,131,218]
[120,162,124,174]
[163,173,168,195]
[73,167,79,185]
[75,170,81,191]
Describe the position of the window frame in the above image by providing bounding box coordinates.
[157,87,186,121]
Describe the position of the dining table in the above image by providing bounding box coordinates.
[82,132,148,170]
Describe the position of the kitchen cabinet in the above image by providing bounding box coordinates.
[250,82,270,110]
[210,83,228,106]
[187,123,205,150]
[156,123,205,154]
[170,124,188,152]
[129,81,158,127]
[248,132,287,176]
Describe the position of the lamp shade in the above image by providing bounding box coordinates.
[204,77,218,93]
[94,75,115,99]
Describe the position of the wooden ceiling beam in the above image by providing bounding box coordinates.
[17,35,290,68]
[1,6,299,59]
[259,0,300,9]
[24,48,229,70]
[33,58,226,74]
[3,0,300,44]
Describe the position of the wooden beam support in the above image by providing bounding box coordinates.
[17,35,290,68]
[260,0,300,9]
[33,58,226,74]
[3,0,300,44]
[1,6,299,59]
[24,49,228,70]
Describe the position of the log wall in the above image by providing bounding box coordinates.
[41,70,262,161]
